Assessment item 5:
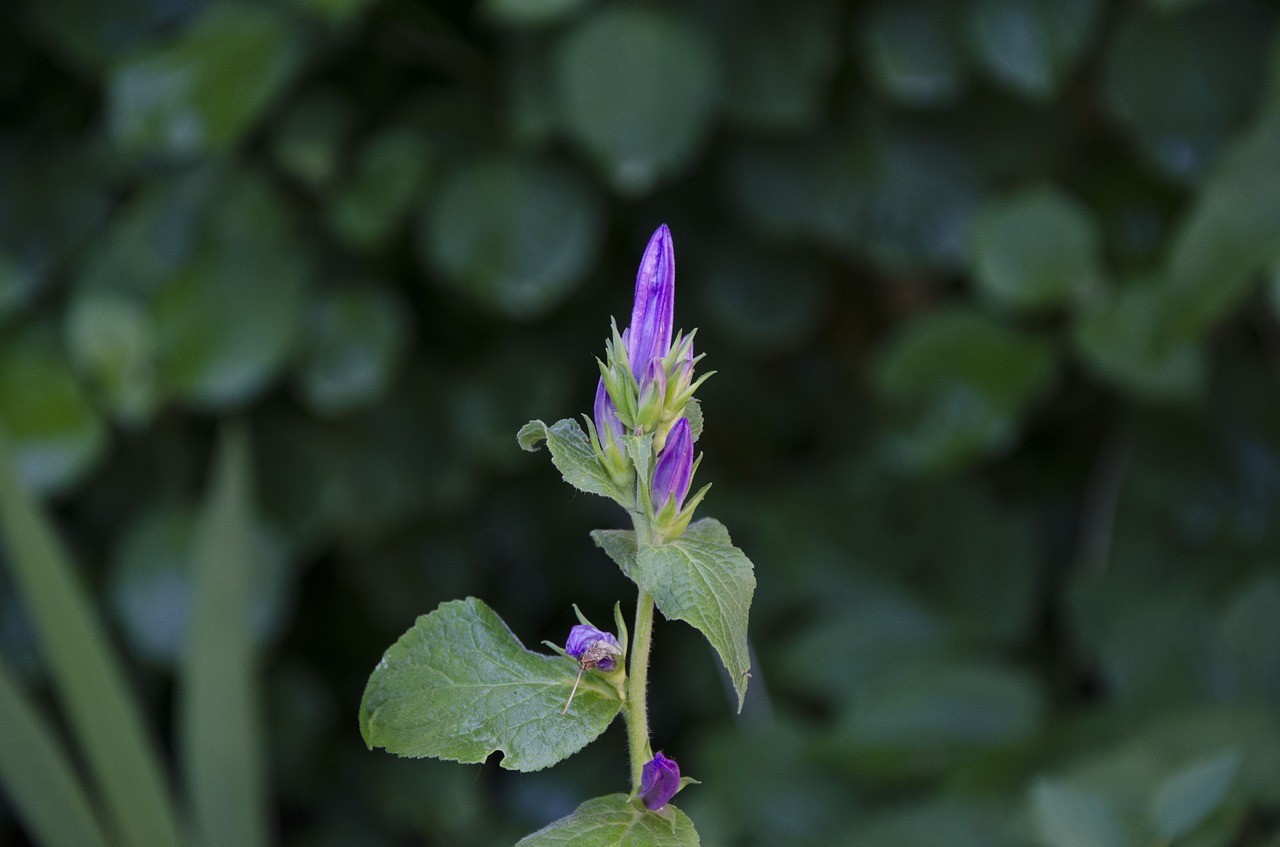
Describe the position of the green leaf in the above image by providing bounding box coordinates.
[0,324,107,495]
[0,655,109,847]
[1072,278,1206,402]
[1149,751,1240,841]
[875,307,1056,473]
[864,0,966,107]
[360,597,622,772]
[328,129,436,251]
[519,418,628,505]
[481,0,591,27]
[420,157,603,320]
[556,6,720,195]
[632,518,755,710]
[1031,781,1125,847]
[591,529,638,579]
[970,186,1102,311]
[516,794,700,847]
[65,290,159,426]
[966,0,1101,101]
[107,4,304,159]
[180,423,269,847]
[0,428,186,847]
[1163,115,1280,339]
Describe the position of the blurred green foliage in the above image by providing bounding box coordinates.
[3,0,1280,845]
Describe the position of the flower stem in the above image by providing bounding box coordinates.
[624,510,657,794]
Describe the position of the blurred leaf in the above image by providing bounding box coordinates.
[65,290,159,426]
[1103,3,1269,183]
[108,4,304,159]
[0,655,109,847]
[840,660,1045,751]
[25,0,200,71]
[180,423,269,847]
[271,91,355,189]
[715,0,841,129]
[520,418,628,507]
[329,128,436,251]
[482,0,590,27]
[1220,572,1280,704]
[629,518,756,710]
[108,503,291,665]
[864,0,966,107]
[287,0,374,27]
[1031,781,1125,847]
[966,0,1101,100]
[1149,750,1240,841]
[556,5,720,194]
[516,794,698,846]
[359,597,622,772]
[295,284,410,416]
[1163,114,1280,339]
[1072,277,1206,403]
[875,307,1056,473]
[699,244,827,354]
[843,800,1022,847]
[0,429,185,847]
[970,185,1102,311]
[0,324,107,495]
[421,157,602,320]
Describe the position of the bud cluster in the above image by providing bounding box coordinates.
[585,225,713,541]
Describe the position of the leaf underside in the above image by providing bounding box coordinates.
[516,794,700,847]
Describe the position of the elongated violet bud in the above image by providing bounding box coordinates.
[639,752,681,810]
[626,225,675,379]
[651,417,693,511]
[594,378,625,449]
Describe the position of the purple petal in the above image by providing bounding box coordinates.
[651,417,693,511]
[594,379,624,447]
[626,225,675,379]
[565,624,619,671]
[639,752,681,810]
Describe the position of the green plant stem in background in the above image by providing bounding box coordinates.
[624,511,657,793]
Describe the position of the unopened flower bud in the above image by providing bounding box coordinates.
[639,752,681,810]
[651,417,693,512]
[565,624,622,672]
[594,379,625,452]
[626,225,675,380]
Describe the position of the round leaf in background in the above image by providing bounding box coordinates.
[698,244,828,355]
[863,0,967,108]
[328,127,436,252]
[966,0,1101,101]
[556,5,720,195]
[1103,2,1269,184]
[65,289,159,427]
[420,157,602,321]
[0,323,107,495]
[970,185,1102,311]
[481,0,590,27]
[875,307,1056,473]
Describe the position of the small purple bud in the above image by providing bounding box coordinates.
[640,752,681,810]
[566,624,620,672]
[626,225,675,379]
[594,378,625,448]
[651,417,693,511]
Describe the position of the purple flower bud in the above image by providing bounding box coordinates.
[640,752,681,810]
[565,624,621,672]
[594,378,625,449]
[626,225,675,380]
[651,417,693,511]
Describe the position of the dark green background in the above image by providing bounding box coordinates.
[4,0,1280,844]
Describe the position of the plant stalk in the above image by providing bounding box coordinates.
[624,511,657,793]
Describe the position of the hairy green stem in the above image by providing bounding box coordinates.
[624,511,657,794]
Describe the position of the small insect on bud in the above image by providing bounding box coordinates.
[562,624,623,715]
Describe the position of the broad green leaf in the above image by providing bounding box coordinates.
[556,6,720,194]
[1221,573,1280,704]
[1103,3,1268,183]
[180,424,269,847]
[864,0,966,107]
[967,0,1101,100]
[270,92,355,189]
[516,794,699,847]
[1150,751,1240,841]
[287,0,376,27]
[591,528,638,579]
[328,129,436,251]
[633,518,755,710]
[519,418,628,505]
[481,0,590,26]
[0,324,107,495]
[0,428,185,847]
[1031,781,1125,847]
[420,157,603,320]
[107,4,304,159]
[65,290,159,426]
[1163,115,1280,339]
[875,307,1056,473]
[970,186,1102,311]
[1072,278,1205,402]
[360,597,622,772]
[0,655,109,847]
[294,284,410,416]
